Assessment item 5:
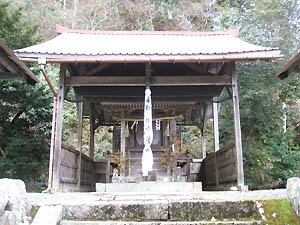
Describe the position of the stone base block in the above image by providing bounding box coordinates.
[96,182,202,193]
[63,200,169,221]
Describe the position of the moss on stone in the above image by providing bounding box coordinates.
[261,199,300,225]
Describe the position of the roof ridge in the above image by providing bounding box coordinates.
[56,24,239,37]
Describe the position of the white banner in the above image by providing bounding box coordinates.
[142,88,153,176]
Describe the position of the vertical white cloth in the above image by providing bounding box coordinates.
[142,88,154,176]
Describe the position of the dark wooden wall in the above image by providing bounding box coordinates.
[59,145,94,191]
[200,143,237,187]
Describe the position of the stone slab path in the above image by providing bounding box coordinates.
[27,189,286,206]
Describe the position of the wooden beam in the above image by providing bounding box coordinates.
[76,102,83,190]
[52,64,66,190]
[231,62,245,187]
[75,86,223,97]
[226,86,233,100]
[65,75,232,86]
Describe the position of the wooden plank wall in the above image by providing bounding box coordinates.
[201,143,237,186]
[59,144,94,191]
[94,160,108,183]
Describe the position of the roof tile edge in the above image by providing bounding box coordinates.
[55,24,239,37]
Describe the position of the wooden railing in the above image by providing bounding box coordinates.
[59,144,94,191]
[201,143,237,186]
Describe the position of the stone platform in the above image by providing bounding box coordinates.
[96,181,202,192]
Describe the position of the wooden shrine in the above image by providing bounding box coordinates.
[15,25,282,191]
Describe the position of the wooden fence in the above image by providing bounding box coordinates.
[201,143,237,187]
[59,144,94,191]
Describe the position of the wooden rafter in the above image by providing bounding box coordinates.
[0,52,18,73]
[85,63,112,76]
[184,63,215,75]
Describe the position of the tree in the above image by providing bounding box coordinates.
[0,2,52,186]
[215,0,300,188]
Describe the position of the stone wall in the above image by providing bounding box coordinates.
[287,177,300,219]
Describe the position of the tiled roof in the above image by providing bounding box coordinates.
[15,25,282,63]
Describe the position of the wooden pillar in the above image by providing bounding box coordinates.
[120,120,126,178]
[76,102,83,190]
[213,101,220,186]
[186,158,191,182]
[231,63,245,187]
[89,103,95,159]
[213,102,220,152]
[106,158,111,183]
[201,104,208,160]
[47,97,57,189]
[169,119,177,180]
[52,64,66,190]
[201,129,206,159]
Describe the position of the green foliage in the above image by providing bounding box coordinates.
[0,2,52,184]
[0,80,52,182]
[0,1,39,49]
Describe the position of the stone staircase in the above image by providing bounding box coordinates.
[52,197,263,225]
[128,146,169,180]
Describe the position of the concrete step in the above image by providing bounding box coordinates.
[61,220,263,225]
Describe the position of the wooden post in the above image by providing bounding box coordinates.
[106,158,111,183]
[89,103,95,189]
[214,153,219,187]
[201,129,206,159]
[47,97,57,189]
[213,101,220,186]
[52,64,66,190]
[170,119,177,180]
[120,120,126,178]
[186,158,191,182]
[213,102,220,152]
[231,63,245,187]
[89,103,95,159]
[76,102,83,190]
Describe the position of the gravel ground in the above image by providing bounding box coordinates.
[27,189,287,206]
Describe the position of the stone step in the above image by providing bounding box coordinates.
[62,199,260,221]
[61,220,263,225]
